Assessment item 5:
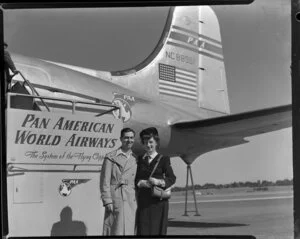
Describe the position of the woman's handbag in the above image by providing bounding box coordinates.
[149,155,172,200]
[151,185,172,200]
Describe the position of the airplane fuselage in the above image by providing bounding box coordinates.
[11,53,209,158]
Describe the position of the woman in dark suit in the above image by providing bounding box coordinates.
[135,127,176,235]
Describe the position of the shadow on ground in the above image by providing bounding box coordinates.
[168,220,248,228]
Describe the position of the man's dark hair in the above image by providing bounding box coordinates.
[120,127,135,138]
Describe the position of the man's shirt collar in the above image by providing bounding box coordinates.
[116,148,132,159]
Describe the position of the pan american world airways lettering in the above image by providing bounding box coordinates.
[21,114,114,133]
[13,113,118,148]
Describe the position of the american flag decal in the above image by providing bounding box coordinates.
[158,63,197,101]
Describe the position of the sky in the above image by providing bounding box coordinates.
[3,0,292,187]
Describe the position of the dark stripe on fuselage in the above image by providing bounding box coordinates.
[169,31,223,56]
[12,79,110,104]
[167,41,224,62]
[172,25,222,45]
[204,42,223,56]
[36,101,109,114]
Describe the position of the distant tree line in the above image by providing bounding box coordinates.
[172,179,293,192]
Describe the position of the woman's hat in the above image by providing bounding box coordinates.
[140,127,159,138]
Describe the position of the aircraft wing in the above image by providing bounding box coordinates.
[173,104,291,137]
[170,105,291,162]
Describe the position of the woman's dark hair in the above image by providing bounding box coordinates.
[139,127,160,147]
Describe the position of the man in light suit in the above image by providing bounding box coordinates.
[100,127,137,235]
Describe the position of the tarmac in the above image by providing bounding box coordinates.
[167,187,293,239]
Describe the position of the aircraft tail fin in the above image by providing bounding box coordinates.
[110,6,230,115]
